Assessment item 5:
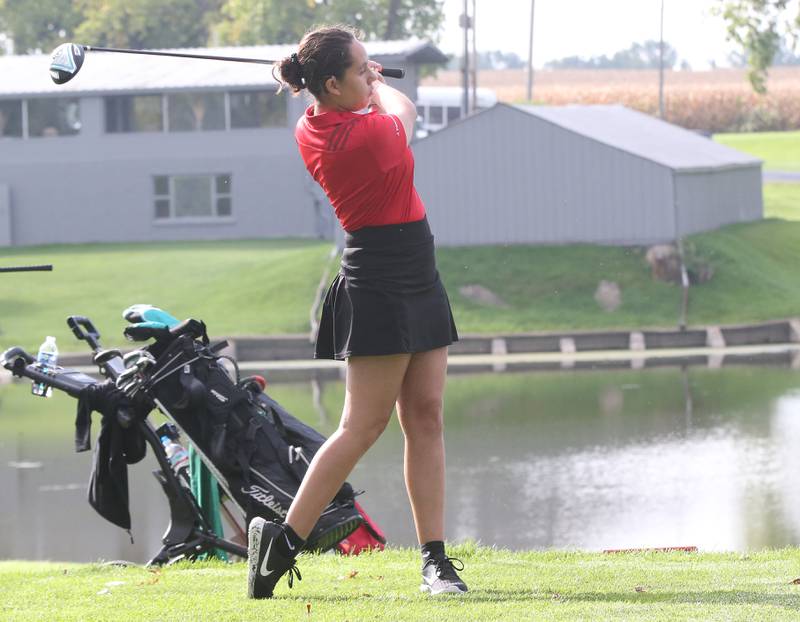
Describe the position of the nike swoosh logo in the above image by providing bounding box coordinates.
[284,534,295,551]
[259,538,274,577]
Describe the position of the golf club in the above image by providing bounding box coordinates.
[0,265,53,273]
[49,43,406,85]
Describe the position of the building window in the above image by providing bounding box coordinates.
[167,92,225,132]
[446,106,462,124]
[428,105,444,126]
[153,174,232,220]
[0,100,23,138]
[230,90,287,128]
[106,95,163,133]
[28,98,80,137]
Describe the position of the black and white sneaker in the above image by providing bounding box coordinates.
[420,555,468,595]
[247,517,302,599]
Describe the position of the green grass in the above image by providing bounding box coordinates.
[436,219,800,333]
[684,219,800,325]
[0,239,332,351]
[437,244,680,332]
[2,548,800,621]
[1,206,798,350]
[764,183,800,220]
[714,131,800,171]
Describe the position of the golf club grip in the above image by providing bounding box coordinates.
[67,315,102,350]
[0,265,53,273]
[380,67,405,79]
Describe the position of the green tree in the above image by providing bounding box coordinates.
[213,0,317,46]
[74,0,223,49]
[0,0,83,54]
[716,0,800,93]
[322,0,444,41]
[213,0,444,46]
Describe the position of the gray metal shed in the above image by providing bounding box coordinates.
[413,103,763,247]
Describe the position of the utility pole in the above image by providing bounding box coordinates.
[659,0,665,118]
[526,0,536,102]
[470,0,478,112]
[461,0,470,116]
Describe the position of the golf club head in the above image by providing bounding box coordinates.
[116,367,140,386]
[50,43,85,85]
[123,349,146,366]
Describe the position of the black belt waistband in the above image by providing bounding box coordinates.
[344,217,431,249]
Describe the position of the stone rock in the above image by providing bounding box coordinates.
[688,262,714,285]
[645,244,682,284]
[459,284,508,308]
[594,280,621,312]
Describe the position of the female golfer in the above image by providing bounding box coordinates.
[248,25,466,599]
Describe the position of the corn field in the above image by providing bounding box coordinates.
[423,67,800,133]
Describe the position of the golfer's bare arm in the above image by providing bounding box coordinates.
[368,62,416,145]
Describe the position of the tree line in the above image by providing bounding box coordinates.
[0,0,444,55]
[0,0,797,94]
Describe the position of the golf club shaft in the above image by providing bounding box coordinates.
[0,265,53,273]
[82,45,406,79]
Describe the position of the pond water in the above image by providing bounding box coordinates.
[1,364,799,563]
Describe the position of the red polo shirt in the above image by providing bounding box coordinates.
[295,106,426,232]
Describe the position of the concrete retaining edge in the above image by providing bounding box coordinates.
[53,317,800,368]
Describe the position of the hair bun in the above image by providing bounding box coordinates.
[275,52,306,94]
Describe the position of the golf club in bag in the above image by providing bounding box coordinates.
[1,309,385,565]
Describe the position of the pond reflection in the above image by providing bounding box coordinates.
[1,365,799,563]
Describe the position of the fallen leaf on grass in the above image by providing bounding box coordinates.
[635,586,648,593]
[791,578,800,585]
[338,570,359,580]
[139,574,161,586]
[551,593,561,600]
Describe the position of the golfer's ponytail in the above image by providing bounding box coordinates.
[274,25,360,99]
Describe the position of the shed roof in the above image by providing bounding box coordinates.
[511,104,761,172]
[0,40,447,97]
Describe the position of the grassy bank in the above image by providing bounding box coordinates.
[1,199,797,349]
[763,183,800,220]
[437,219,800,333]
[714,131,800,171]
[2,548,799,621]
[0,239,330,350]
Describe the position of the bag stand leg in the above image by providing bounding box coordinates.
[138,420,247,565]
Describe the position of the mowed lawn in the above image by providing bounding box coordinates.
[1,190,797,350]
[2,548,800,622]
[0,240,332,351]
[763,183,800,220]
[436,219,800,333]
[714,130,800,171]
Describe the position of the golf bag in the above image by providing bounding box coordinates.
[1,312,386,563]
[141,320,379,553]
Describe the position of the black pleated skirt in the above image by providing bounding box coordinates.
[315,217,458,360]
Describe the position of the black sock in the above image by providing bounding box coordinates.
[275,523,306,558]
[421,540,445,563]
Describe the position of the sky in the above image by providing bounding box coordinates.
[437,0,797,70]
